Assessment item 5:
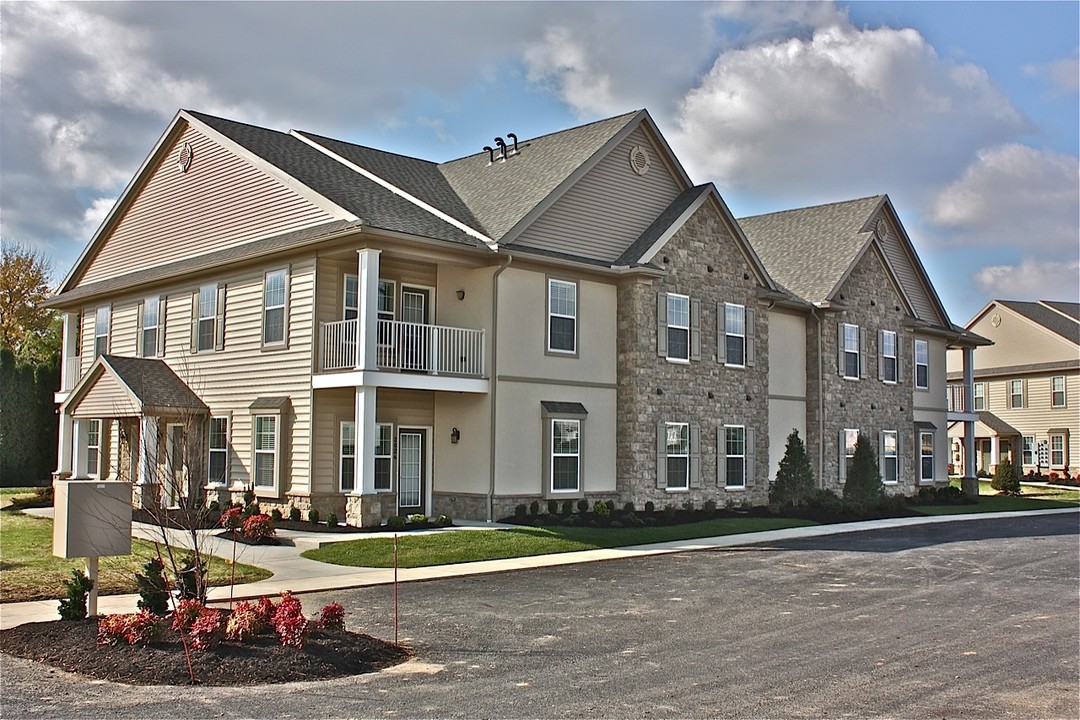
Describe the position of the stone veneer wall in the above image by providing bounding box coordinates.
[812,250,915,495]
[616,204,770,509]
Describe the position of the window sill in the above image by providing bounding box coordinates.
[723,486,746,492]
[664,487,689,493]
[724,363,746,370]
[842,376,860,382]
[665,357,691,365]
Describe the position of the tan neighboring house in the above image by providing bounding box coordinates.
[48,109,983,526]
[947,300,1079,478]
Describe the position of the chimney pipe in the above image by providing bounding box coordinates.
[507,133,518,154]
[483,146,494,165]
[494,137,507,161]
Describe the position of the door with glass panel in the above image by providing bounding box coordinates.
[165,423,184,507]
[399,287,430,371]
[397,430,426,515]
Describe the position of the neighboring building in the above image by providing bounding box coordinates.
[48,109,980,526]
[947,300,1079,478]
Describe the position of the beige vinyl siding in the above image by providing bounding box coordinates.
[110,300,140,358]
[970,307,1077,369]
[512,126,684,262]
[311,388,354,494]
[873,212,944,325]
[71,371,139,418]
[78,124,334,286]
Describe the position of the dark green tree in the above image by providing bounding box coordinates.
[991,455,1021,495]
[843,434,883,509]
[57,569,94,620]
[135,557,170,616]
[771,429,816,507]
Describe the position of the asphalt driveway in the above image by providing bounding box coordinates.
[2,512,1077,718]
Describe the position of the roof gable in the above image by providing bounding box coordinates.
[62,355,208,418]
[995,300,1080,345]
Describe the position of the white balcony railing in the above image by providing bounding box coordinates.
[321,319,484,377]
[62,356,82,391]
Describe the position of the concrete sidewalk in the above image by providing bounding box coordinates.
[2,506,1076,630]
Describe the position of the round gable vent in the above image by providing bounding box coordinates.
[629,145,651,176]
[178,142,194,173]
[875,218,887,238]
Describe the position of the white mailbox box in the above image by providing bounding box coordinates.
[53,480,132,558]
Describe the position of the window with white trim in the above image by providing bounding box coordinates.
[1052,376,1066,408]
[339,421,356,492]
[974,382,986,411]
[666,422,690,489]
[1009,379,1024,409]
[880,330,897,383]
[724,304,746,367]
[547,279,577,354]
[94,306,110,358]
[344,274,359,320]
[920,431,935,482]
[86,419,101,478]
[724,425,746,488]
[140,297,160,357]
[551,419,580,492]
[1022,435,1035,466]
[881,430,898,484]
[1050,433,1066,468]
[262,268,288,346]
[667,294,690,362]
[842,323,860,379]
[375,423,393,491]
[914,339,929,390]
[842,428,858,480]
[253,415,278,490]
[194,284,222,352]
[208,417,229,485]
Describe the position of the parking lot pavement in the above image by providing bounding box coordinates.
[2,512,1077,719]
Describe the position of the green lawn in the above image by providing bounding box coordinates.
[303,516,820,568]
[920,479,1080,515]
[0,486,46,509]
[0,511,272,603]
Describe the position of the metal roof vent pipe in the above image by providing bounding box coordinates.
[494,137,507,161]
[507,133,519,155]
[483,146,495,166]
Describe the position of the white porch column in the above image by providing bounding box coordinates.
[72,420,88,477]
[961,346,978,496]
[139,416,158,485]
[354,385,377,493]
[60,312,80,391]
[56,412,74,478]
[356,248,381,371]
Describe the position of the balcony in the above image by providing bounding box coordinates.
[62,356,82,392]
[320,319,485,378]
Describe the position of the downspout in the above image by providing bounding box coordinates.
[487,253,513,522]
[810,307,825,486]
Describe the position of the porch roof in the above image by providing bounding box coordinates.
[61,355,208,418]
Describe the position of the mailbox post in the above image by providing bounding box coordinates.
[52,480,132,617]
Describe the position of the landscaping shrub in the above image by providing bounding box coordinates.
[564,514,579,526]
[843,435,883,510]
[225,600,268,641]
[663,504,676,522]
[176,553,207,602]
[289,506,302,522]
[208,500,221,513]
[271,508,283,522]
[189,607,225,650]
[97,610,164,647]
[529,500,540,516]
[594,500,610,518]
[58,569,93,621]
[244,502,261,517]
[170,598,205,632]
[682,500,694,513]
[702,499,717,514]
[644,501,655,514]
[326,512,339,529]
[577,499,589,513]
[272,592,309,650]
[623,501,636,514]
[547,499,558,515]
[772,429,816,508]
[255,596,276,625]
[991,456,1021,495]
[308,508,320,525]
[386,515,406,529]
[514,504,527,519]
[609,520,624,528]
[135,557,170,616]
[220,506,244,531]
[561,499,574,516]
[318,602,346,631]
[242,513,276,541]
[408,513,427,525]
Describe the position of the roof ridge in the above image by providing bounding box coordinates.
[738,194,885,222]
[184,109,292,138]
[295,130,439,166]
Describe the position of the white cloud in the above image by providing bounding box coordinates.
[1024,53,1080,94]
[524,27,618,117]
[973,259,1080,302]
[928,144,1079,255]
[707,0,850,41]
[669,20,1029,200]
[75,197,118,242]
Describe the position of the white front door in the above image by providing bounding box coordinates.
[397,430,425,515]
[400,287,430,371]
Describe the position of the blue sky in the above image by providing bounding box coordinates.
[2,1,1076,322]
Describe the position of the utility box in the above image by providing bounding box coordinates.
[53,480,132,559]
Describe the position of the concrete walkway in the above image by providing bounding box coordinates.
[2,506,1076,630]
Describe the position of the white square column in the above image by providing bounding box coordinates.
[139,416,158,486]
[356,248,381,371]
[353,385,377,494]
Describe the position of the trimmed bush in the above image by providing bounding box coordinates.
[843,434,883,509]
[386,515,406,529]
[273,592,309,650]
[135,557,169,616]
[701,499,717,515]
[991,456,1021,495]
[242,513,276,541]
[58,569,93,621]
[547,499,558,515]
[318,602,346,631]
[270,508,283,522]
[644,501,655,514]
[434,514,452,527]
[408,513,427,525]
[529,500,540,516]
[623,501,636,514]
[308,508,320,525]
[594,500,610,518]
[514,504,527,519]
[97,610,164,647]
[682,500,695,513]
[577,498,590,513]
[288,506,302,522]
[326,512,339,529]
[561,499,574,516]
[772,429,816,508]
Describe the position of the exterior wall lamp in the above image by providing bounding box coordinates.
[450,427,461,444]
[456,289,466,301]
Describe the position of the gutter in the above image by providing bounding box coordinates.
[487,253,513,522]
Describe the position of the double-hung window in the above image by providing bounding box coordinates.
[551,419,580,492]
[339,421,356,492]
[723,425,746,488]
[879,330,898,383]
[262,269,288,347]
[1022,436,1035,466]
[666,294,690,361]
[86,419,102,477]
[723,304,746,367]
[974,382,986,411]
[665,422,690,489]
[139,297,163,357]
[840,323,860,379]
[253,415,278,490]
[920,431,935,483]
[914,339,929,390]
[207,417,229,485]
[374,423,393,491]
[94,306,110,358]
[1050,433,1066,468]
[880,431,898,484]
[1009,379,1024,409]
[547,279,577,354]
[192,284,224,352]
[339,421,392,492]
[840,428,859,482]
[1051,376,1066,408]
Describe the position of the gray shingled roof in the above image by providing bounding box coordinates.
[102,356,208,412]
[738,196,884,304]
[616,185,712,266]
[188,111,484,249]
[1043,300,1080,322]
[540,401,588,415]
[976,411,1020,436]
[438,111,641,242]
[998,300,1080,345]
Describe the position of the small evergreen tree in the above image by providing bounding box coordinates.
[772,429,816,507]
[843,434,883,509]
[135,557,170,616]
[991,456,1021,495]
[57,569,94,620]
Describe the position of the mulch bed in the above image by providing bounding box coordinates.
[0,619,410,686]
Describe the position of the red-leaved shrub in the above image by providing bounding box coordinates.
[97,610,164,646]
[272,592,309,649]
[220,506,244,530]
[242,513,276,541]
[318,601,346,631]
[170,598,204,632]
[225,600,269,641]
[189,607,225,650]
